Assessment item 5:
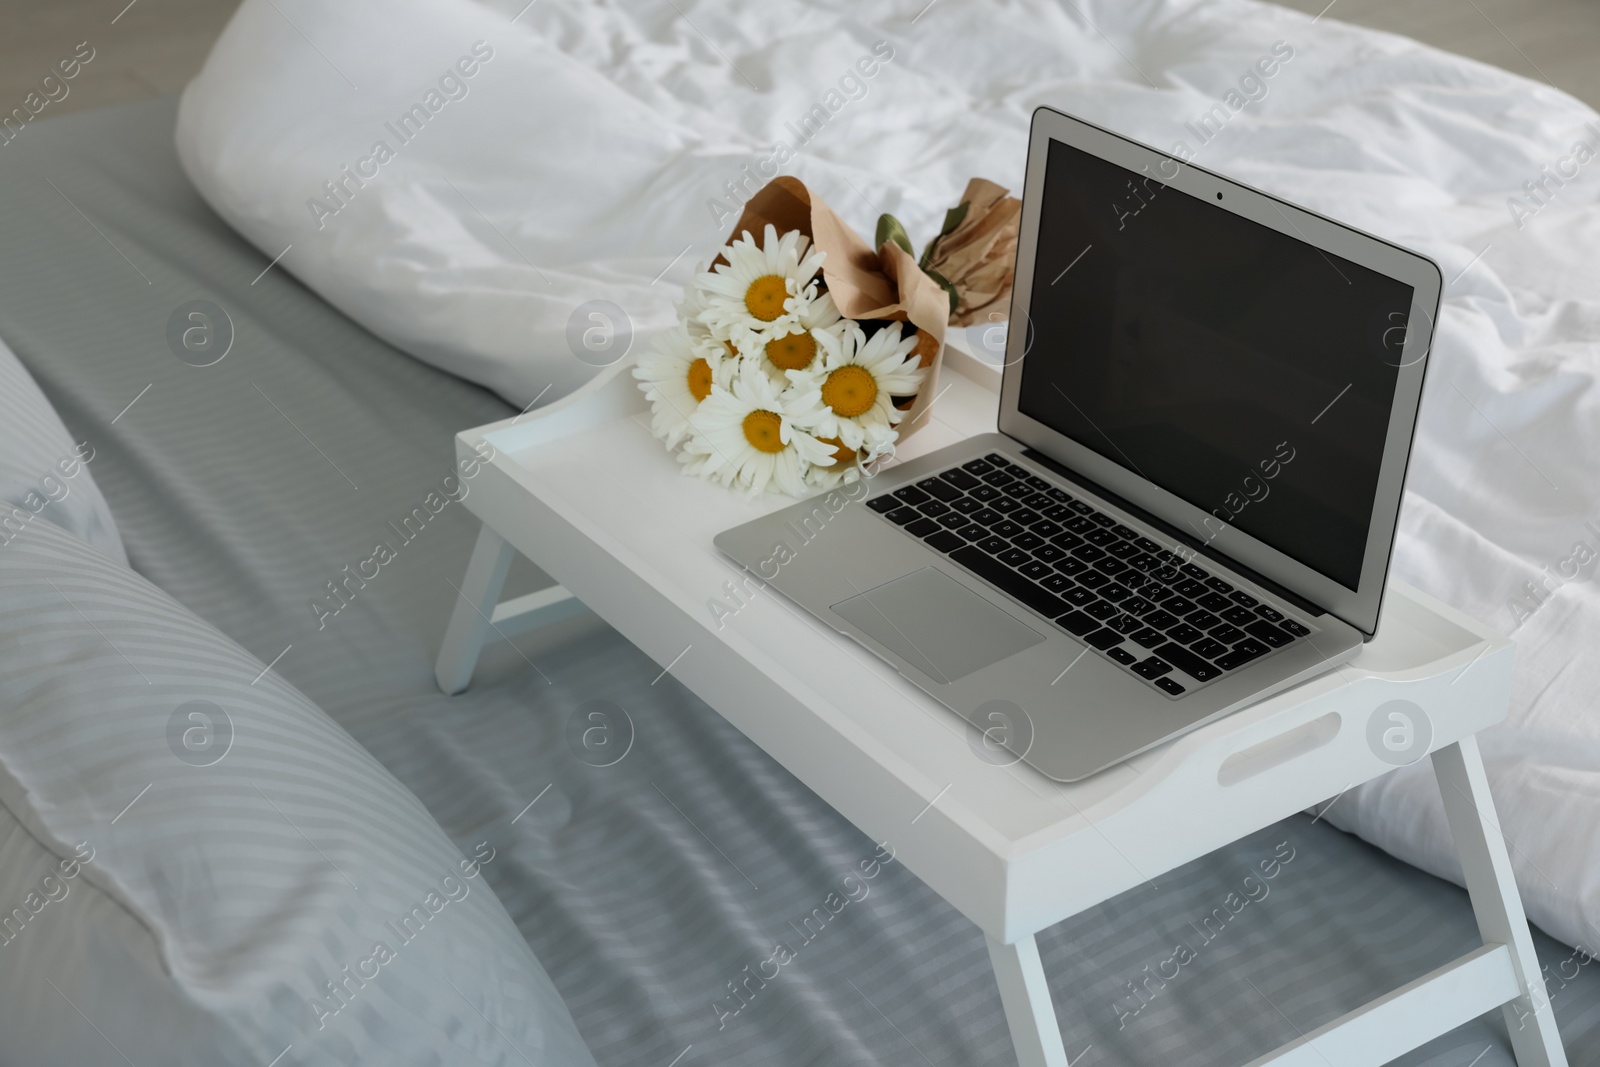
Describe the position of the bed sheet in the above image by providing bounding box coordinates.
[3,96,1598,1066]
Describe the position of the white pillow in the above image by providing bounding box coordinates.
[175,0,685,410]
[0,517,597,1066]
[0,335,126,565]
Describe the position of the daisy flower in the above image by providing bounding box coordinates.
[681,286,755,368]
[633,323,727,449]
[801,421,900,492]
[695,224,827,350]
[690,360,836,496]
[784,322,926,451]
[758,289,845,381]
[678,284,715,345]
[674,433,729,486]
[802,435,863,492]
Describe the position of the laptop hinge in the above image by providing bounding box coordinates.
[1019,447,1326,619]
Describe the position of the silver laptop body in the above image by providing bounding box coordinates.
[715,106,1442,782]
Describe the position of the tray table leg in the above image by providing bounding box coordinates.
[988,933,1070,1067]
[434,523,515,695]
[1432,736,1569,1066]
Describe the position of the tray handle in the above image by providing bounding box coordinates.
[1217,712,1342,787]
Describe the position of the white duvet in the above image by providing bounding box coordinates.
[177,0,1600,952]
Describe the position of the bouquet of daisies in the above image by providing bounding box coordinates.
[635,177,1021,497]
[636,224,931,496]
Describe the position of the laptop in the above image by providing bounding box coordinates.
[714,106,1441,782]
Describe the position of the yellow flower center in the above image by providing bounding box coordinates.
[819,436,856,467]
[686,357,713,402]
[765,331,816,372]
[741,409,787,454]
[820,365,878,418]
[744,275,789,322]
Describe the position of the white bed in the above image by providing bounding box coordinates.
[2,0,1598,1063]
[176,0,1600,959]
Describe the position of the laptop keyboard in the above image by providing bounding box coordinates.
[865,452,1312,697]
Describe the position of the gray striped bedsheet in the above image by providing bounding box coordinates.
[2,95,1595,1066]
[0,336,126,565]
[0,516,596,1067]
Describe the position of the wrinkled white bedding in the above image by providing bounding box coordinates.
[177,0,1600,950]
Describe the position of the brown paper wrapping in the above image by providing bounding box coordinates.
[718,176,949,439]
[922,178,1022,328]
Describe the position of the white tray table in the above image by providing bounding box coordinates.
[435,345,1566,1067]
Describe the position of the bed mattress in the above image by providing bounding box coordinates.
[2,95,1596,1067]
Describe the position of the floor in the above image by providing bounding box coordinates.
[0,0,1597,118]
[0,0,241,118]
[1267,0,1600,108]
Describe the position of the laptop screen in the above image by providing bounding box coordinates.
[1016,138,1415,590]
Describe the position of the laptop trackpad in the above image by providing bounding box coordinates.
[831,567,1044,685]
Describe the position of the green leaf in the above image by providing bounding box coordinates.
[923,266,960,318]
[875,213,914,257]
[920,200,972,268]
[939,200,970,237]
